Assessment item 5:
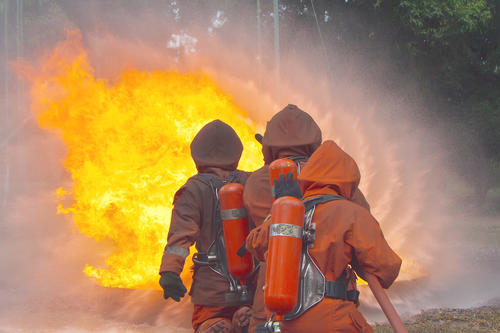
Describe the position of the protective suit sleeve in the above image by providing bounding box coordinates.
[159,183,201,275]
[345,209,402,289]
[245,215,271,262]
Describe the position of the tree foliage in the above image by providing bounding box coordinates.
[277,0,500,188]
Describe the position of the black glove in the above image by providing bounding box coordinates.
[159,271,187,302]
[273,172,302,199]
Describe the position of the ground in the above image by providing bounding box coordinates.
[373,306,500,332]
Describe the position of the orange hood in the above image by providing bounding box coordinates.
[298,140,360,199]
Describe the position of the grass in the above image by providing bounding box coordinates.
[373,306,500,332]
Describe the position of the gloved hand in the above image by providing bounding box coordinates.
[273,172,302,199]
[232,306,251,333]
[159,271,187,302]
[198,318,232,333]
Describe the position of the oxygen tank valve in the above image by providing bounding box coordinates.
[256,313,283,333]
[253,319,281,333]
[264,319,281,333]
[237,283,250,303]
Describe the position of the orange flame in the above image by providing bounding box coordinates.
[23,30,262,289]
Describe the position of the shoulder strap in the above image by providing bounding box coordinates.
[303,194,345,212]
[193,173,224,190]
[288,155,309,164]
[226,170,244,185]
[194,170,245,189]
[288,156,309,174]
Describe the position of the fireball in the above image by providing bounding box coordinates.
[23,30,262,289]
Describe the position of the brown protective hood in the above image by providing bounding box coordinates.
[261,104,322,164]
[298,140,360,199]
[190,120,243,172]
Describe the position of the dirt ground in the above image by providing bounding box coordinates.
[373,306,500,332]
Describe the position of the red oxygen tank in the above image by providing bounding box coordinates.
[264,196,304,321]
[269,158,297,200]
[219,183,253,283]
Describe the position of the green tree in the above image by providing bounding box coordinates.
[278,0,500,197]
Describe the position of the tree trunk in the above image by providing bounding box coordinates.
[3,0,8,125]
[2,0,9,210]
[16,0,22,113]
[273,0,280,104]
[256,0,262,90]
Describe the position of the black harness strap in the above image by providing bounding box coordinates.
[193,173,225,241]
[324,273,360,303]
[303,194,345,211]
[288,155,309,164]
[288,155,309,173]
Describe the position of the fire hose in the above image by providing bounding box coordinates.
[364,273,409,333]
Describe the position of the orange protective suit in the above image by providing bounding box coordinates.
[192,305,238,332]
[247,140,402,332]
[159,120,251,332]
[243,105,370,332]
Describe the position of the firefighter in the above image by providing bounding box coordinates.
[159,120,252,333]
[249,140,402,332]
[242,105,370,332]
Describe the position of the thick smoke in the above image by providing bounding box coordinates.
[1,2,498,331]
